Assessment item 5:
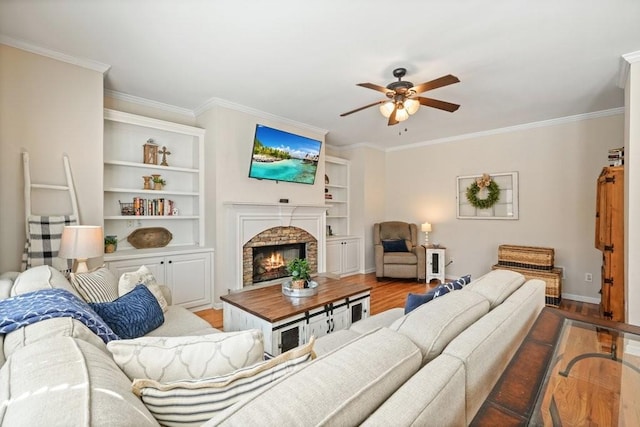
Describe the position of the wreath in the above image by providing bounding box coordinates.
[466,174,500,209]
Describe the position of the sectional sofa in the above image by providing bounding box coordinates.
[0,266,544,426]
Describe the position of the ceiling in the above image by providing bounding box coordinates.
[1,0,639,150]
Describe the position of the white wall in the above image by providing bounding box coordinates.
[0,45,104,272]
[625,61,640,325]
[382,114,623,301]
[196,105,327,302]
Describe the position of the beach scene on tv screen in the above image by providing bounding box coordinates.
[249,125,321,184]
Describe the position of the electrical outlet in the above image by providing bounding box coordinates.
[585,273,593,282]
[556,266,566,279]
[126,219,134,228]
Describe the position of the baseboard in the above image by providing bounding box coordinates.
[212,302,223,310]
[562,293,600,305]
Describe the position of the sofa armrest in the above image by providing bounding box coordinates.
[411,245,426,281]
[159,285,172,306]
[0,272,18,300]
[374,245,384,277]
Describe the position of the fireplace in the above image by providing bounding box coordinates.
[243,226,317,287]
[252,243,306,284]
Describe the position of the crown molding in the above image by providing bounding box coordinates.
[104,89,195,117]
[326,142,385,152]
[382,107,625,152]
[618,50,640,89]
[195,97,329,136]
[0,35,110,74]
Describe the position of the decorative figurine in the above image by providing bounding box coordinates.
[159,145,171,166]
[143,139,158,165]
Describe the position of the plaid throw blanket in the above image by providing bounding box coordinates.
[0,288,119,343]
[21,215,77,273]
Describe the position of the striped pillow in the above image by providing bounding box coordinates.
[70,266,119,303]
[132,338,316,427]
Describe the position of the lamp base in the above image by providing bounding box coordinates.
[74,259,90,274]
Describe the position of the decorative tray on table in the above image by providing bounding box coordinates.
[282,280,319,297]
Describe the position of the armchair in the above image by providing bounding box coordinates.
[374,221,426,282]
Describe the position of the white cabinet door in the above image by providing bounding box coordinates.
[106,256,166,285]
[331,304,350,332]
[342,238,360,275]
[306,311,331,340]
[165,252,212,308]
[325,240,342,276]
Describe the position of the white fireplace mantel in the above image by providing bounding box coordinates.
[224,202,328,290]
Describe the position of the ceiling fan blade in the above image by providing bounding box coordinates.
[412,74,460,94]
[357,82,390,94]
[388,106,399,126]
[340,100,386,117]
[417,96,460,112]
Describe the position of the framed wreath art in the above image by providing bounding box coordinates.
[457,172,519,220]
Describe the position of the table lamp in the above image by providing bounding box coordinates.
[58,225,104,273]
[421,222,432,245]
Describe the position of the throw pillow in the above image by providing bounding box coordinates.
[69,266,119,303]
[404,275,471,314]
[132,337,315,427]
[381,239,408,252]
[90,284,164,339]
[10,265,81,298]
[404,284,451,314]
[107,329,264,382]
[118,265,168,312]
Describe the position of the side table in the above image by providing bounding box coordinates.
[423,245,446,283]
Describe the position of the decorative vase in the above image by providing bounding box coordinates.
[153,182,163,191]
[143,176,152,190]
[105,243,116,254]
[291,279,306,289]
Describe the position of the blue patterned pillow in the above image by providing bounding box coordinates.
[404,275,471,314]
[404,284,451,314]
[382,239,408,252]
[90,284,164,339]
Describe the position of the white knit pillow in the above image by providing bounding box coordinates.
[118,265,168,312]
[132,338,315,427]
[69,266,119,303]
[107,329,265,382]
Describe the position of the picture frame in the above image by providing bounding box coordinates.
[143,139,158,165]
[456,171,519,220]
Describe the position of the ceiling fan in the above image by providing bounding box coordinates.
[340,68,461,126]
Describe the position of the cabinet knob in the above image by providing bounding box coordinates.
[168,260,172,264]
[160,261,164,265]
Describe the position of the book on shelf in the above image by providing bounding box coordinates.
[133,197,175,216]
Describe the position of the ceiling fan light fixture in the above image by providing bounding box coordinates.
[405,98,420,115]
[395,107,409,122]
[379,101,395,118]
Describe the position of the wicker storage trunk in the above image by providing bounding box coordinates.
[497,245,554,271]
[492,264,562,307]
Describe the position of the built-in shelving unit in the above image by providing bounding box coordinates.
[102,109,213,310]
[324,155,361,277]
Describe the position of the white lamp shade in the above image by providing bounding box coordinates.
[395,107,409,122]
[421,222,432,232]
[405,98,420,115]
[58,226,104,272]
[379,101,395,118]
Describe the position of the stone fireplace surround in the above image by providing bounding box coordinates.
[225,202,327,291]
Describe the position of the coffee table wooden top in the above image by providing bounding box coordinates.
[220,277,371,323]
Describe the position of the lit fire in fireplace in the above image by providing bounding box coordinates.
[263,251,285,271]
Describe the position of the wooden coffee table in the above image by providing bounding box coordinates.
[472,307,640,426]
[221,277,371,356]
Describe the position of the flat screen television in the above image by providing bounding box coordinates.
[248,124,322,185]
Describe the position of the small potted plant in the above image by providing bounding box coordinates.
[151,174,166,190]
[104,235,118,253]
[286,258,311,289]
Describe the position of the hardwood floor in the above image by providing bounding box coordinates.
[195,273,603,330]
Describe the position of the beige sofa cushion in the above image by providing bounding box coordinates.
[207,327,421,426]
[108,329,264,382]
[443,279,545,423]
[463,269,525,308]
[10,265,80,299]
[390,290,490,365]
[0,337,158,426]
[349,307,405,334]
[313,329,361,355]
[362,353,466,427]
[145,305,217,337]
[3,317,108,359]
